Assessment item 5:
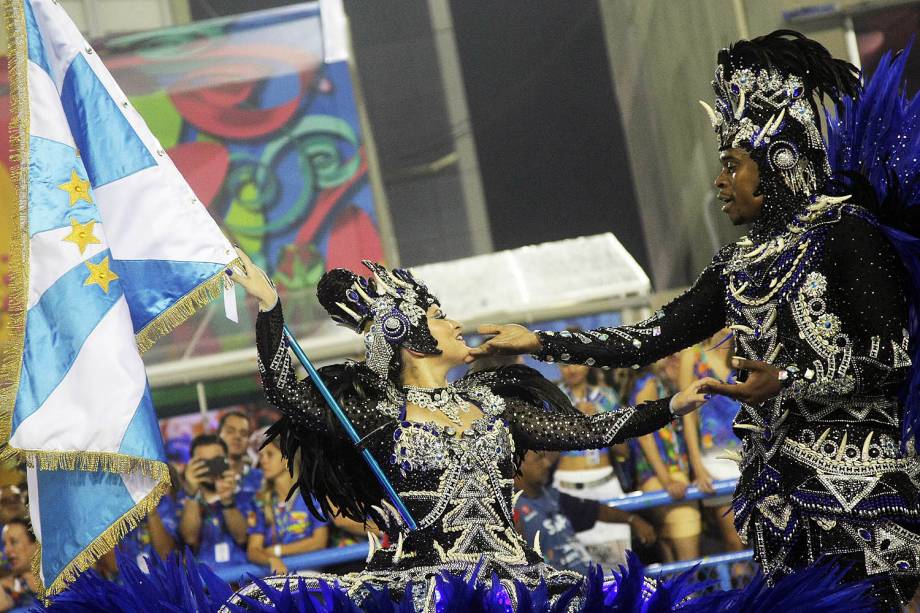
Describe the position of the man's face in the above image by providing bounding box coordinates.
[714,148,764,225]
[516,451,557,490]
[219,415,250,459]
[192,443,225,463]
[192,443,226,489]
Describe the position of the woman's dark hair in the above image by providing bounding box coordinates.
[189,434,227,458]
[255,437,284,531]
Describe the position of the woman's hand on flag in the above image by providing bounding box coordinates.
[228,247,279,312]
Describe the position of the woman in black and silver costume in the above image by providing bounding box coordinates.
[227,250,712,610]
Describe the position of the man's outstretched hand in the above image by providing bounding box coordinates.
[469,324,542,358]
[700,357,783,405]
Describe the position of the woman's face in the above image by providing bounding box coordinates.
[421,304,471,365]
[658,353,681,385]
[0,486,25,525]
[3,523,36,575]
[258,443,286,481]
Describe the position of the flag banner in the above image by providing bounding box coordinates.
[0,0,237,596]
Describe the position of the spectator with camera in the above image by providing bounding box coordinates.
[179,434,251,568]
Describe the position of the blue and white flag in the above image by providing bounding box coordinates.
[0,0,238,595]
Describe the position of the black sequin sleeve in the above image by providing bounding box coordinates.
[532,247,730,369]
[507,396,674,451]
[784,211,911,402]
[256,301,337,431]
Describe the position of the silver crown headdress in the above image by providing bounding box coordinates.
[700,65,827,197]
[698,31,860,201]
[317,261,441,378]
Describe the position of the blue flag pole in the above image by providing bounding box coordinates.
[282,325,418,530]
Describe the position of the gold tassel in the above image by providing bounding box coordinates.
[10,450,170,482]
[134,258,241,354]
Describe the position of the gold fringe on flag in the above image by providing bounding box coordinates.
[134,259,240,354]
[23,450,170,482]
[0,0,32,458]
[31,468,171,599]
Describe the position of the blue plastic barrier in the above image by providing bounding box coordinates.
[213,543,368,583]
[209,479,743,583]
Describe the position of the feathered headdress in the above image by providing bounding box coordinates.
[701,30,860,199]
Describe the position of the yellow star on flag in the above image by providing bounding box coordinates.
[57,169,93,207]
[84,256,119,294]
[62,218,101,254]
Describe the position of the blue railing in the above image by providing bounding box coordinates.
[603,478,737,510]
[211,478,744,583]
[647,550,754,591]
[213,543,368,583]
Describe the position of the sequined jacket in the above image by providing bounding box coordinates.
[255,302,674,600]
[535,200,920,585]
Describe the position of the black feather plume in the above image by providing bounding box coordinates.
[719,29,861,127]
[264,361,389,526]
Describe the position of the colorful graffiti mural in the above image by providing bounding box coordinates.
[16,4,381,360]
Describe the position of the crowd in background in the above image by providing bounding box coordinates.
[99,411,370,583]
[0,326,744,608]
[512,326,745,576]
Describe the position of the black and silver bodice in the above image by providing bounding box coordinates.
[253,303,673,607]
[534,198,920,605]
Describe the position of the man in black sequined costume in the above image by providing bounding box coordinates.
[474,31,920,607]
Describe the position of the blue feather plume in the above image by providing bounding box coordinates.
[36,549,879,612]
[679,560,877,612]
[826,41,920,450]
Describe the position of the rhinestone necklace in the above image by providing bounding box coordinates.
[403,384,470,426]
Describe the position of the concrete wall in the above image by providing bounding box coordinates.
[599,1,742,290]
[0,0,188,48]
[59,0,187,37]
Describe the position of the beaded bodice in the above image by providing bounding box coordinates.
[720,200,911,456]
[367,415,530,572]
